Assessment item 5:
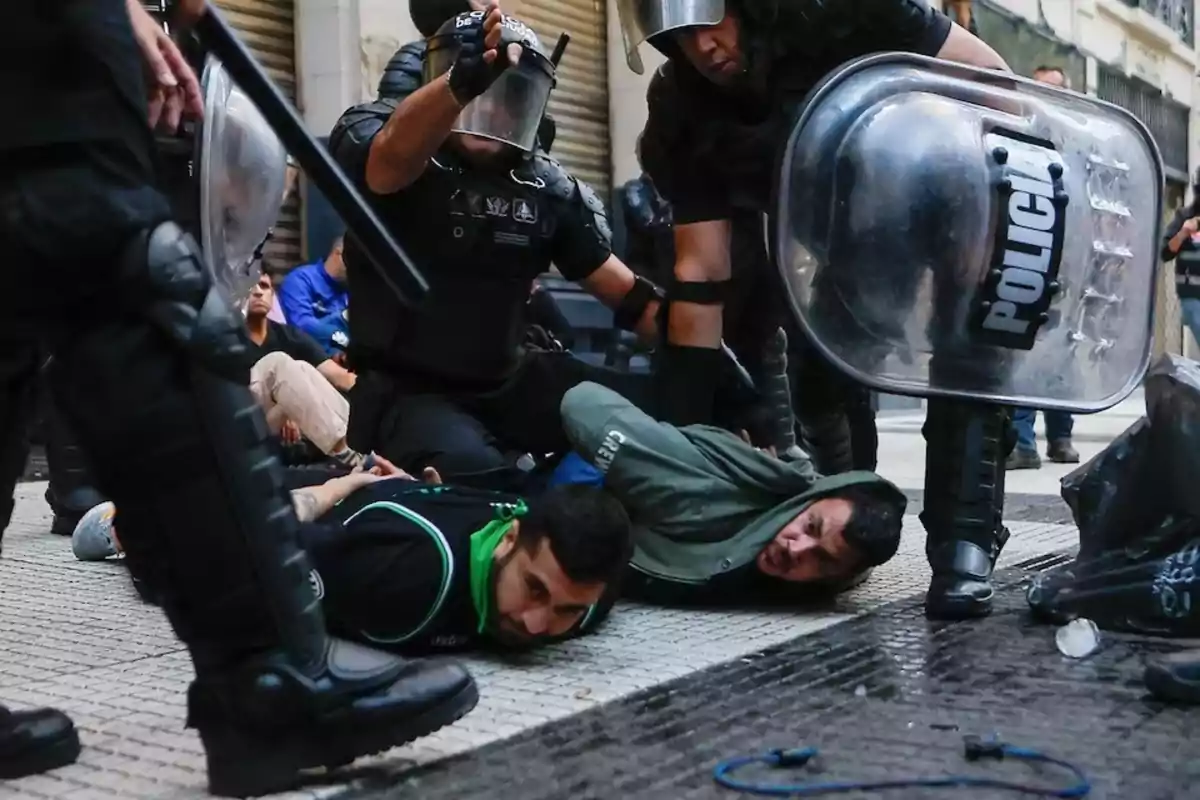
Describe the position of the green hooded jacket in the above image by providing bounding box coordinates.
[561,383,906,588]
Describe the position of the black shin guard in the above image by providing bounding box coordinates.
[50,222,326,674]
[920,398,1012,620]
[42,381,106,535]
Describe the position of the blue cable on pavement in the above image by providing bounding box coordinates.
[713,735,1090,797]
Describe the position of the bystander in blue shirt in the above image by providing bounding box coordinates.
[279,237,350,357]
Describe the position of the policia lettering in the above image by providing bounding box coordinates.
[974,131,1068,350]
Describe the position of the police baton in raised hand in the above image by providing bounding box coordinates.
[191,6,429,307]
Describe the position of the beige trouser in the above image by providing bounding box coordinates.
[249,352,348,455]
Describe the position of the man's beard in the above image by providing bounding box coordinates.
[486,549,535,648]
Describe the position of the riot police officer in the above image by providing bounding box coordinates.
[329,6,662,488]
[616,0,1018,620]
[0,0,477,792]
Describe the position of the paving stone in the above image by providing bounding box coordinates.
[350,570,1200,800]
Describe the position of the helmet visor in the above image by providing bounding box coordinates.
[616,0,725,73]
[427,47,554,152]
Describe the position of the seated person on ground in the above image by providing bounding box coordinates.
[560,382,907,604]
[244,273,367,467]
[278,236,351,359]
[75,460,632,653]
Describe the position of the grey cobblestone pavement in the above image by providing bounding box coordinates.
[359,567,1200,800]
[0,479,1083,799]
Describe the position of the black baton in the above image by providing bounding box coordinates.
[193,8,428,307]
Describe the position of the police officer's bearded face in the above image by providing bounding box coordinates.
[489,524,606,646]
[672,13,746,86]
[244,274,274,319]
[755,497,860,583]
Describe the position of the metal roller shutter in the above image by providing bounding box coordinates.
[215,0,302,273]
[515,0,612,200]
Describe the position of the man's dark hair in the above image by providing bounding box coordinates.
[835,484,905,568]
[518,484,633,586]
[1032,65,1070,89]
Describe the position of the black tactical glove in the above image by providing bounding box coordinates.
[446,10,512,105]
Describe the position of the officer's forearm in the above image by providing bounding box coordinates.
[365,74,463,194]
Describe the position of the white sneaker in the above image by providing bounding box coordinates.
[71,501,118,561]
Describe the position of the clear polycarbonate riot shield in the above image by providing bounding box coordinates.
[194,7,428,306]
[197,56,288,308]
[773,53,1163,412]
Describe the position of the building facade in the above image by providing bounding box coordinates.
[278,0,1197,352]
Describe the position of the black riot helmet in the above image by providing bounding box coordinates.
[424,12,557,153]
[409,0,472,38]
[617,0,781,80]
[616,0,727,73]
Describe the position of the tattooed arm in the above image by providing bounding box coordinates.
[291,474,373,523]
[289,463,442,523]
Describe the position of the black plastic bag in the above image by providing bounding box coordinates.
[1028,353,1200,635]
[1145,354,1200,519]
[1027,518,1200,636]
[1060,417,1164,560]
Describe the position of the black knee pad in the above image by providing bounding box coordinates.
[120,221,252,384]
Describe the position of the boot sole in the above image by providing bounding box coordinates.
[0,726,82,779]
[1144,663,1200,705]
[924,592,994,621]
[203,679,480,798]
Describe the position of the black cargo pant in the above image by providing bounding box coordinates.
[349,349,653,489]
[0,142,306,672]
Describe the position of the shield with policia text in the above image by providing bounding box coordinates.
[773,53,1163,413]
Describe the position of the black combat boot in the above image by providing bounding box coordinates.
[0,705,81,779]
[921,399,1012,620]
[42,387,106,536]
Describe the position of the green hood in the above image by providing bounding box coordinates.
[628,424,906,585]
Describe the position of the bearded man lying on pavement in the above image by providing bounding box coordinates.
[72,459,633,652]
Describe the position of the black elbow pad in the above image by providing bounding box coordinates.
[329,100,397,180]
[377,42,426,100]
